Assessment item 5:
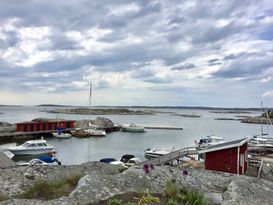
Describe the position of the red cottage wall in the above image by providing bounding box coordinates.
[205,143,248,175]
[16,124,23,132]
[205,147,238,174]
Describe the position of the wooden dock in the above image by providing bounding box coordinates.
[143,125,183,130]
[138,146,199,166]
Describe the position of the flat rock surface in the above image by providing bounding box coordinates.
[0,163,273,205]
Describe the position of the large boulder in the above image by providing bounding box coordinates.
[0,122,16,133]
[74,117,114,129]
[1,164,273,204]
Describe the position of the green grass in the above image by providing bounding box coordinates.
[18,174,82,200]
[107,198,136,205]
[0,195,9,202]
[180,187,207,205]
[164,178,178,200]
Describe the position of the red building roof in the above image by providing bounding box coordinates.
[199,138,248,153]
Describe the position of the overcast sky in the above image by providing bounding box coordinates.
[0,0,273,107]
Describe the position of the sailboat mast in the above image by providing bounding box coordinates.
[89,83,92,125]
[261,101,263,136]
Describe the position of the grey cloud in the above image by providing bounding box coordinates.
[171,63,196,71]
[192,23,239,44]
[208,59,219,63]
[223,54,238,60]
[46,34,83,51]
[208,62,222,66]
[213,54,273,79]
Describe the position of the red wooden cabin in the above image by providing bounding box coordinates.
[16,120,74,132]
[199,138,248,175]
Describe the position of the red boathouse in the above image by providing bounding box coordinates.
[199,138,248,175]
[16,120,75,132]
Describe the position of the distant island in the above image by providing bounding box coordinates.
[36,104,73,107]
[171,113,201,118]
[45,108,155,115]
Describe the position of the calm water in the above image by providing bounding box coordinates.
[0,106,270,165]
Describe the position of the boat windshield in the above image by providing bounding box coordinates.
[21,142,47,147]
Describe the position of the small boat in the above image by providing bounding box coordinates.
[99,157,128,169]
[17,156,61,166]
[249,134,273,144]
[52,128,72,139]
[144,148,170,159]
[6,139,55,156]
[121,123,146,133]
[195,135,225,149]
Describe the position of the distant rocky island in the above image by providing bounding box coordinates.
[46,108,155,115]
[172,113,201,118]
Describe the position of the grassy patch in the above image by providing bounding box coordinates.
[18,174,82,200]
[180,187,207,205]
[0,195,9,202]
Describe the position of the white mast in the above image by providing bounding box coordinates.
[88,83,92,126]
[261,101,264,136]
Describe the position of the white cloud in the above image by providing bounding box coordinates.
[109,3,140,16]
[263,90,273,97]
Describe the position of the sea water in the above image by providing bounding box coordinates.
[0,106,269,165]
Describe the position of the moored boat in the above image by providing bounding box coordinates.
[52,128,72,139]
[144,148,170,159]
[6,139,55,156]
[195,135,225,149]
[121,123,145,133]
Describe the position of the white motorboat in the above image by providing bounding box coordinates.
[6,139,55,156]
[121,123,146,133]
[195,135,225,149]
[145,148,170,159]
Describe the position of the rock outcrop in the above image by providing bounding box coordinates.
[1,163,273,204]
[0,122,16,133]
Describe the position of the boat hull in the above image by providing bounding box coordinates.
[53,132,72,139]
[7,148,55,156]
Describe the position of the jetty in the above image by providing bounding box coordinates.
[138,146,198,166]
[143,125,183,130]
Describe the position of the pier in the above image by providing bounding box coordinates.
[138,146,199,166]
[143,125,183,130]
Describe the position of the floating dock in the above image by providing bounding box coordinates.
[143,125,183,130]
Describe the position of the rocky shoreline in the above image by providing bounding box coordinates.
[0,162,273,204]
